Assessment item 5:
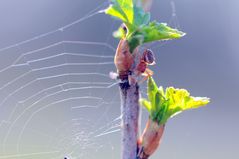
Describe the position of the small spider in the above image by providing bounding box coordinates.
[133,49,156,83]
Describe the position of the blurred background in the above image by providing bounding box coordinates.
[0,0,238,159]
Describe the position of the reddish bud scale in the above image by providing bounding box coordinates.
[114,39,134,80]
[138,118,165,158]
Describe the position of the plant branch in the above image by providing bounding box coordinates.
[119,81,140,159]
[115,39,139,159]
[115,1,154,159]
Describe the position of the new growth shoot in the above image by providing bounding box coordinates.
[104,0,210,159]
[105,0,185,53]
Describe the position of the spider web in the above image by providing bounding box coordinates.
[0,1,180,159]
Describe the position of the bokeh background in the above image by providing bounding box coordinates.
[0,0,238,159]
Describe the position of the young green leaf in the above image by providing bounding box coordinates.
[105,0,185,52]
[113,26,127,39]
[127,21,185,52]
[147,76,158,104]
[139,98,151,113]
[141,77,210,125]
[105,0,150,34]
[160,87,210,124]
[142,21,185,42]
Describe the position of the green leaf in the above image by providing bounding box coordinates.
[133,5,150,27]
[113,26,127,39]
[147,77,158,110]
[105,0,186,52]
[128,21,186,51]
[139,98,151,113]
[140,77,210,125]
[154,88,165,113]
[105,0,150,34]
[161,87,210,124]
[142,21,186,42]
[105,2,128,23]
[127,32,144,52]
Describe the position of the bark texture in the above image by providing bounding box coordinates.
[115,39,139,159]
[119,81,139,159]
[116,1,153,159]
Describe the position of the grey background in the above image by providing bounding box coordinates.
[0,0,238,159]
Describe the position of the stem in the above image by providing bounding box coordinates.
[116,1,153,158]
[137,1,155,159]
[115,39,139,159]
[119,81,140,159]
